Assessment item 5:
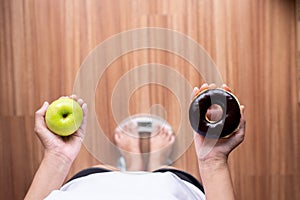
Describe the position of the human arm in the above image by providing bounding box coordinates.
[193,83,246,200]
[25,96,88,200]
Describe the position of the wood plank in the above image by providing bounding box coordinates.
[0,0,299,199]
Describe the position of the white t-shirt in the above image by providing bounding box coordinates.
[45,171,205,200]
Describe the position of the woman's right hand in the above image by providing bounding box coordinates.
[34,95,88,163]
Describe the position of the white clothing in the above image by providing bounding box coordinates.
[45,171,205,200]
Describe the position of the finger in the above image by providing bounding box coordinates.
[122,124,128,133]
[239,105,245,125]
[115,126,121,134]
[191,87,200,100]
[231,105,246,141]
[208,83,217,89]
[241,105,245,115]
[153,125,160,132]
[151,125,160,136]
[34,102,50,134]
[228,115,246,148]
[129,122,136,129]
[167,129,173,136]
[191,87,200,98]
[168,129,175,135]
[221,84,233,93]
[34,102,55,139]
[169,135,175,144]
[161,127,168,136]
[35,101,49,117]
[114,129,121,141]
[114,126,124,139]
[167,130,173,138]
[80,103,88,130]
[206,107,223,122]
[70,94,78,100]
[199,83,209,91]
[191,83,209,100]
[77,98,84,106]
[128,122,137,134]
[76,103,88,139]
[239,107,246,132]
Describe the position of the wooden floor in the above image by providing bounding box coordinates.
[0,0,299,199]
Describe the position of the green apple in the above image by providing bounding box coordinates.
[45,98,83,136]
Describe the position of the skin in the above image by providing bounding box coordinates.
[114,124,144,171]
[114,124,175,171]
[25,84,246,200]
[148,126,175,171]
[193,83,246,200]
[25,95,88,200]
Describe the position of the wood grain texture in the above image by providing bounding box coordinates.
[0,0,299,199]
[297,0,300,102]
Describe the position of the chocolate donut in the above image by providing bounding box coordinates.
[189,89,241,138]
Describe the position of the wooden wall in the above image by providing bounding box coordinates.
[0,0,299,199]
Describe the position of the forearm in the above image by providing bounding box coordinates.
[25,152,73,200]
[199,159,235,200]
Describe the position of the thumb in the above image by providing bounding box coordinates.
[34,101,55,143]
[34,101,49,131]
[114,128,122,141]
[35,101,49,117]
[191,87,200,100]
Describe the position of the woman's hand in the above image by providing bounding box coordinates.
[34,95,88,164]
[193,83,246,165]
[25,95,88,200]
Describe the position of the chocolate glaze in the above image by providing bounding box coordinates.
[189,89,241,138]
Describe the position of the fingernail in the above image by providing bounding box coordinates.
[208,83,216,88]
